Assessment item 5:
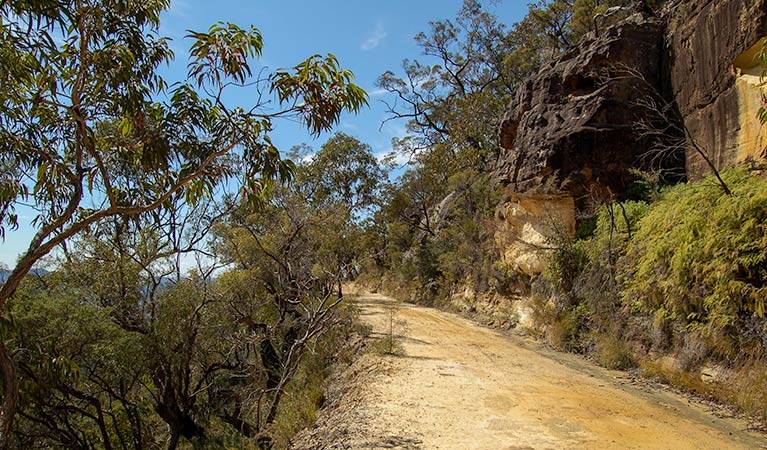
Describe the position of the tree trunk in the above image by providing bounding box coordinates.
[0,340,18,449]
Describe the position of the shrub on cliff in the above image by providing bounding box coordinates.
[533,170,767,417]
[542,171,767,364]
[624,169,767,360]
[535,200,649,352]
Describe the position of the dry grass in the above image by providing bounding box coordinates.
[594,333,635,370]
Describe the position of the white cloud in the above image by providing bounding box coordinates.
[380,121,408,139]
[368,87,388,97]
[374,148,410,168]
[361,23,387,51]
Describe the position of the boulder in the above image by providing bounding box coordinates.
[496,16,672,207]
[491,2,767,277]
[493,16,673,276]
[494,192,576,277]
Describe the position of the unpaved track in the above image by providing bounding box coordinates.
[295,292,767,450]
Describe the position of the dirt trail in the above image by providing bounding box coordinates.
[293,293,767,450]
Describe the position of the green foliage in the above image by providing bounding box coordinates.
[573,201,649,330]
[546,232,589,293]
[369,164,501,305]
[188,22,264,85]
[528,284,589,352]
[270,303,359,449]
[378,0,524,170]
[538,171,767,413]
[525,0,579,51]
[532,200,649,354]
[271,54,368,137]
[522,0,667,56]
[625,169,767,359]
[0,0,367,313]
[546,201,650,299]
[296,132,384,216]
[588,201,650,258]
[593,334,635,370]
[10,273,163,448]
[573,216,598,241]
[549,308,586,351]
[7,273,358,449]
[0,3,368,441]
[6,193,368,448]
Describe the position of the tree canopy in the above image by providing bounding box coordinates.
[0,0,367,444]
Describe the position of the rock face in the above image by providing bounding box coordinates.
[494,193,575,277]
[493,16,673,277]
[669,0,767,178]
[496,16,671,207]
[492,1,767,278]
[497,0,767,193]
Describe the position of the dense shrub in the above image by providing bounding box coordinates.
[533,169,767,419]
[532,200,649,351]
[541,171,767,364]
[624,169,767,361]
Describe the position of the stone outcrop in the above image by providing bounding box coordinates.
[496,16,671,208]
[493,16,673,277]
[494,193,575,277]
[492,1,767,278]
[668,0,767,178]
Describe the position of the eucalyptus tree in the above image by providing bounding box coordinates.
[297,132,384,218]
[212,133,383,445]
[377,0,520,169]
[0,0,366,442]
[11,206,261,449]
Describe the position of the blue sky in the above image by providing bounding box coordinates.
[0,0,529,268]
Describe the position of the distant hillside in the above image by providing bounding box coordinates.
[0,268,49,284]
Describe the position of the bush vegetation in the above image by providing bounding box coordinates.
[626,169,767,360]
[1,120,381,448]
[533,169,767,418]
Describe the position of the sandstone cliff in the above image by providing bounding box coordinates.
[494,16,672,277]
[669,0,767,177]
[496,16,668,204]
[493,0,767,278]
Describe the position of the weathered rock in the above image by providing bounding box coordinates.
[448,287,525,329]
[669,0,767,178]
[494,192,575,277]
[490,1,767,277]
[497,16,671,206]
[700,363,729,385]
[493,16,671,276]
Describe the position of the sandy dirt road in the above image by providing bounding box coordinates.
[293,292,767,450]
